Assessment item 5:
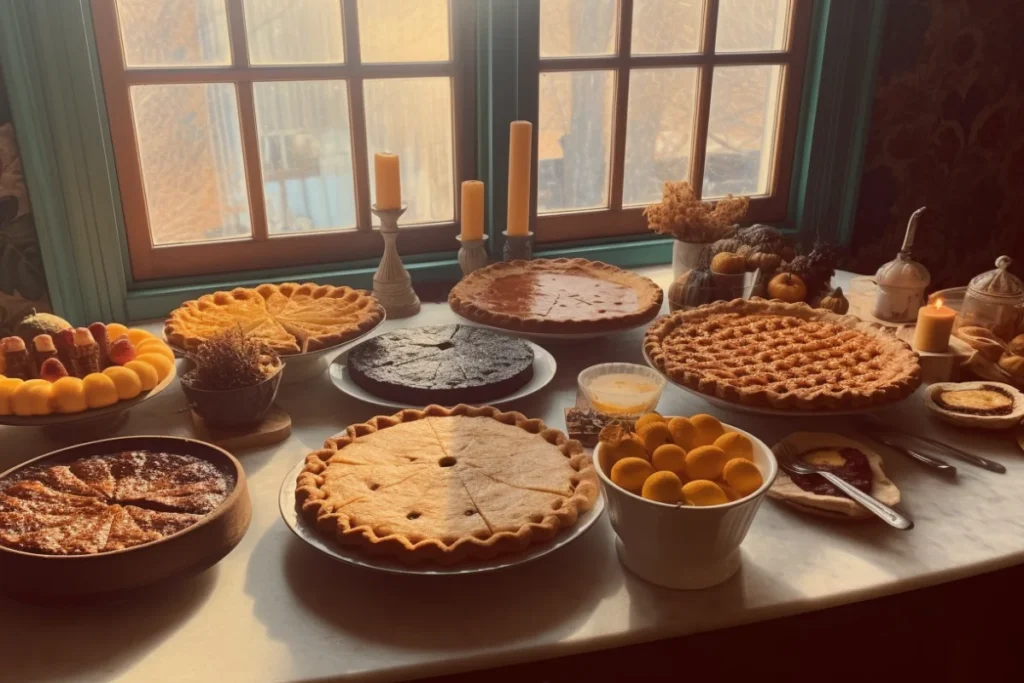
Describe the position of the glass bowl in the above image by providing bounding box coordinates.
[577,363,666,416]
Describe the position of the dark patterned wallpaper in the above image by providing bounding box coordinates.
[847,0,1024,290]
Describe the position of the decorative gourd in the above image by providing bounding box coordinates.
[818,287,850,315]
[767,272,807,303]
[712,237,744,254]
[710,252,747,275]
[668,268,715,311]
[745,251,782,272]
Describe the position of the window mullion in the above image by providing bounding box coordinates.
[608,0,634,212]
[689,0,720,200]
[342,0,372,232]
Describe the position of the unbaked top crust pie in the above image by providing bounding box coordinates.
[448,258,663,334]
[295,404,598,564]
[165,283,384,355]
[644,298,921,411]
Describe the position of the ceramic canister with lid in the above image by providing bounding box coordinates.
[872,207,930,323]
[959,256,1024,340]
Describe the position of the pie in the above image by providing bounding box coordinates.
[0,451,234,555]
[448,258,663,334]
[924,381,1024,429]
[295,404,599,564]
[347,324,534,405]
[644,298,921,411]
[165,283,384,355]
[768,432,900,520]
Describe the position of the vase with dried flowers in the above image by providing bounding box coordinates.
[643,180,750,279]
[180,328,283,428]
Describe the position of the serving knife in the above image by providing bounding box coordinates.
[861,431,956,476]
[854,416,1006,474]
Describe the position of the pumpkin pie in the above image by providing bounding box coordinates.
[295,404,599,564]
[448,258,663,335]
[0,451,233,555]
[165,283,384,355]
[644,298,921,411]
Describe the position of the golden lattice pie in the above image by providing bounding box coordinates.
[644,298,921,411]
[295,404,598,564]
[165,283,384,355]
[449,258,663,334]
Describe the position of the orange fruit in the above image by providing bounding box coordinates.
[126,328,156,347]
[103,366,143,400]
[667,416,697,450]
[106,323,129,340]
[651,444,687,478]
[0,377,25,416]
[610,457,655,495]
[12,379,54,416]
[135,339,175,361]
[136,353,174,382]
[637,422,674,454]
[642,471,683,504]
[715,431,754,461]
[51,377,88,413]
[722,458,764,496]
[634,412,665,432]
[124,360,159,391]
[83,373,119,408]
[690,414,725,447]
[685,445,729,480]
[682,479,728,507]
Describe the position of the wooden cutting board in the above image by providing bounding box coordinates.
[190,405,291,451]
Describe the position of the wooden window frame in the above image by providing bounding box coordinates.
[520,0,812,245]
[92,0,476,281]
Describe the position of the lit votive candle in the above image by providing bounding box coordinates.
[373,152,401,210]
[460,180,485,241]
[913,298,957,353]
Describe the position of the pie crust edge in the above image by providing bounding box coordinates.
[295,403,599,564]
[643,297,922,411]
[448,258,664,334]
[164,282,384,355]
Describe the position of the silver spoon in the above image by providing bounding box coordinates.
[776,442,914,530]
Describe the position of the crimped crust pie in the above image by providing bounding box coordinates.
[644,298,921,411]
[296,404,598,564]
[449,258,663,334]
[166,283,384,355]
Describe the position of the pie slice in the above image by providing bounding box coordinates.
[297,404,598,564]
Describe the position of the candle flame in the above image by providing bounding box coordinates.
[934,298,944,310]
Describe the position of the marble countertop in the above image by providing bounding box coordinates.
[3,267,1024,683]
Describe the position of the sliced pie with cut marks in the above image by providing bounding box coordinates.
[296,404,599,564]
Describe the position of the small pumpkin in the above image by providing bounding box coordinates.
[712,237,744,254]
[710,252,747,275]
[818,287,850,315]
[767,272,807,303]
[745,251,782,272]
[669,268,715,311]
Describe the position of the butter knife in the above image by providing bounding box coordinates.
[856,416,1006,474]
[861,431,957,475]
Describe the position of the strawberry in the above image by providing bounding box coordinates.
[39,358,69,383]
[108,335,137,366]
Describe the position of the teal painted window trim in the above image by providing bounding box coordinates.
[0,0,887,324]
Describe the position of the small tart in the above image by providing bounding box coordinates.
[925,381,1024,430]
[768,432,900,520]
[644,298,921,412]
[165,283,384,355]
[448,258,663,335]
[295,404,598,565]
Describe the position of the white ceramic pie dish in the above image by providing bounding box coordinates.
[594,423,777,590]
[924,381,1024,430]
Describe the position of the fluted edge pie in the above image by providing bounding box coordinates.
[165,282,384,355]
[449,258,663,334]
[295,404,599,565]
[644,298,921,411]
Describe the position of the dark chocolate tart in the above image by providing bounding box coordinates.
[346,325,534,405]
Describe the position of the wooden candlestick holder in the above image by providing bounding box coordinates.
[502,230,534,261]
[457,234,489,275]
[371,204,420,318]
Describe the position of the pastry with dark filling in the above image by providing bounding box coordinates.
[925,381,1024,430]
[347,325,534,405]
[768,432,900,520]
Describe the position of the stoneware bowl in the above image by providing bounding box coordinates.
[0,435,251,602]
[595,423,777,590]
[180,359,284,428]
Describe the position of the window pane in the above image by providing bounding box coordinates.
[253,81,355,235]
[703,65,783,198]
[243,0,344,65]
[538,70,614,213]
[364,78,454,225]
[357,0,450,63]
[631,0,702,55]
[716,0,790,53]
[540,0,617,58]
[116,0,230,68]
[131,84,251,245]
[623,68,697,206]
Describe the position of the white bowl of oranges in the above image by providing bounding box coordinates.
[594,412,777,590]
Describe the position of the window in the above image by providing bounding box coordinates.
[528,0,811,243]
[93,0,475,280]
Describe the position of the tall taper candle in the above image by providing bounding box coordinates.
[374,152,402,210]
[506,121,533,236]
[460,180,485,241]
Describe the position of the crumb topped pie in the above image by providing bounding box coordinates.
[644,298,921,411]
[165,283,384,355]
[295,404,598,564]
[449,258,663,334]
